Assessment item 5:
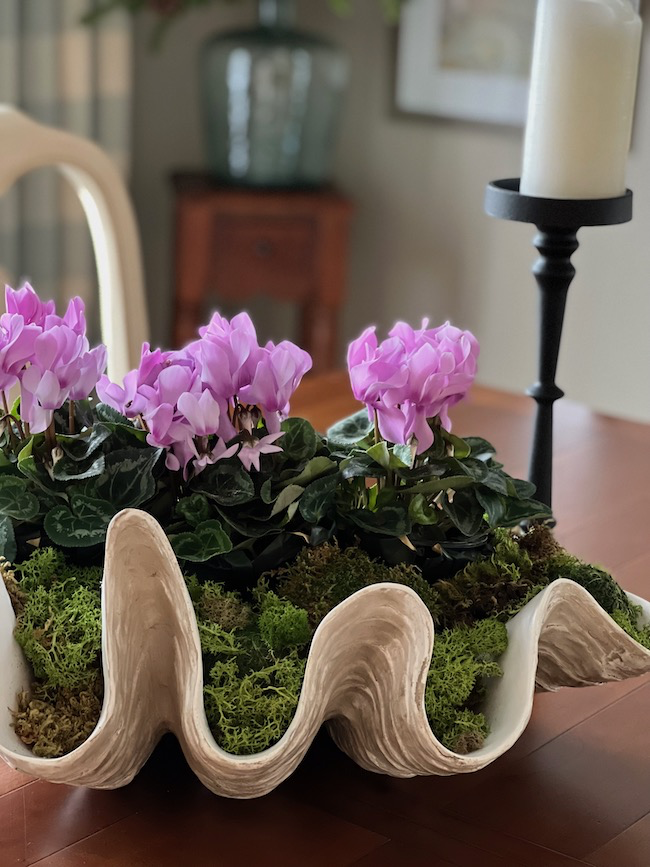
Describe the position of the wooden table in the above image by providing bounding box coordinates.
[171,174,353,371]
[2,376,650,866]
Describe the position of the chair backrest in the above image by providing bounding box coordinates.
[0,105,149,382]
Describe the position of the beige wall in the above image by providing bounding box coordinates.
[132,0,650,422]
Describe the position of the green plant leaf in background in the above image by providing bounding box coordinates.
[94,447,163,509]
[44,495,117,548]
[280,418,319,462]
[326,409,373,451]
[176,493,213,528]
[172,519,233,562]
[299,474,338,523]
[0,515,16,561]
[193,461,256,506]
[280,456,337,489]
[0,476,39,522]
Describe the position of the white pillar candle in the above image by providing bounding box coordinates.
[520,0,642,200]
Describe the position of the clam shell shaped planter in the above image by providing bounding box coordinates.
[1,509,649,798]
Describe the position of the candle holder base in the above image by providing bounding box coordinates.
[484,178,633,513]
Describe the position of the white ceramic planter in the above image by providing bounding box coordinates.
[1,508,649,798]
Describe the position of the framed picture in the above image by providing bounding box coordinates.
[395,0,537,126]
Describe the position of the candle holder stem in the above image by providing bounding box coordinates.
[484,178,633,515]
[527,227,578,507]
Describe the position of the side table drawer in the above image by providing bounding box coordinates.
[210,215,316,301]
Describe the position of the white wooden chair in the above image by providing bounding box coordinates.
[0,105,149,382]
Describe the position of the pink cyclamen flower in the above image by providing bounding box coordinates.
[3,283,56,328]
[238,432,284,472]
[96,343,193,418]
[347,319,479,453]
[20,324,107,432]
[238,341,312,433]
[192,311,263,399]
[0,314,40,392]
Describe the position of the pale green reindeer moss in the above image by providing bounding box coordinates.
[14,584,102,689]
[611,605,650,650]
[203,653,306,755]
[195,580,312,754]
[257,591,311,654]
[425,619,508,753]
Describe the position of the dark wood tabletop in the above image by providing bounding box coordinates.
[2,373,649,866]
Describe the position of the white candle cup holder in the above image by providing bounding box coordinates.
[484,177,633,513]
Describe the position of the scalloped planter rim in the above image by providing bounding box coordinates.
[0,509,649,798]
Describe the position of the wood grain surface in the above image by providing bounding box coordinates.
[1,372,649,866]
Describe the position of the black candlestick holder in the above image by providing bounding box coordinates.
[484,178,633,512]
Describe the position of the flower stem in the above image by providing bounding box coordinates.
[373,409,380,446]
[45,420,56,453]
[68,400,75,435]
[1,392,18,446]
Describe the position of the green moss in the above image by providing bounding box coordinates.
[14,583,102,690]
[271,542,439,627]
[257,591,311,654]
[203,653,305,755]
[14,547,102,594]
[541,552,637,619]
[425,619,508,754]
[12,674,103,758]
[198,581,251,631]
[434,529,542,628]
[611,605,650,650]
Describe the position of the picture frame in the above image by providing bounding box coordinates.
[395,0,537,127]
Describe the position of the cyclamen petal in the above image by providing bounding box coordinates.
[347,319,479,449]
[5,283,55,327]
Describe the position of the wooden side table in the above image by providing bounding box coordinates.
[171,173,353,371]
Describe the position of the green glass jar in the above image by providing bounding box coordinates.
[201,0,348,187]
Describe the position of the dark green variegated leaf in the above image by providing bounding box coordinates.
[465,437,497,462]
[59,424,111,461]
[94,403,132,426]
[499,497,553,527]
[408,493,439,526]
[0,515,16,561]
[509,477,537,500]
[326,409,373,450]
[442,489,485,537]
[94,404,147,443]
[481,468,510,496]
[176,493,212,528]
[475,487,506,527]
[299,474,338,523]
[366,441,391,470]
[171,519,232,562]
[217,508,282,539]
[95,447,163,508]
[44,494,117,547]
[270,484,304,517]
[280,456,337,489]
[193,461,255,506]
[395,461,448,482]
[0,476,39,522]
[409,475,474,495]
[53,453,105,482]
[280,417,319,462]
[340,453,386,480]
[260,478,274,504]
[391,443,413,468]
[347,505,410,537]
